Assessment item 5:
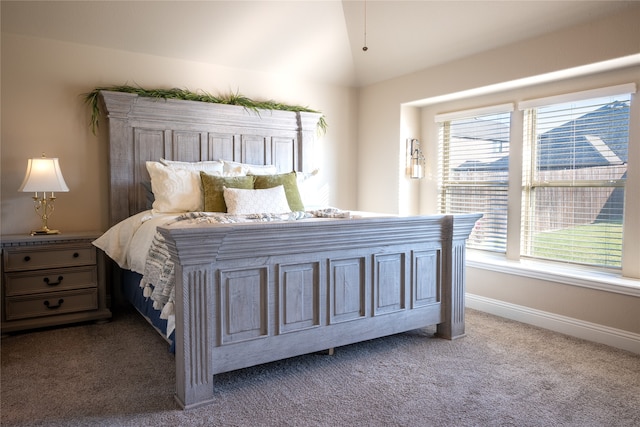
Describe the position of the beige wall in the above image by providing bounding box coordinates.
[1,34,358,235]
[357,7,640,336]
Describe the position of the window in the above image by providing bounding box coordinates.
[521,92,631,268]
[436,85,634,270]
[437,105,513,253]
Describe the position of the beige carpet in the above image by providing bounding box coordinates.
[2,307,639,426]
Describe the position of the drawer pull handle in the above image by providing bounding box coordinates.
[73,252,79,258]
[24,256,31,262]
[43,276,64,286]
[44,299,64,310]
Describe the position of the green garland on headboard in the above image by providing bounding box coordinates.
[83,85,327,135]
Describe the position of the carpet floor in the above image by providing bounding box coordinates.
[1,307,639,426]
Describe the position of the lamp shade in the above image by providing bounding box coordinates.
[18,156,69,192]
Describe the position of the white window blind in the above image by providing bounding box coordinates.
[521,92,631,267]
[438,109,512,252]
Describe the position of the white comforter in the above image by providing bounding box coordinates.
[93,210,176,274]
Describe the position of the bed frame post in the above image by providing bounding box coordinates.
[100,91,136,225]
[437,215,472,339]
[159,228,222,410]
[297,111,321,173]
[173,262,216,409]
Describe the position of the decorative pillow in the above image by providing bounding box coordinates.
[253,171,304,211]
[159,158,224,174]
[223,185,291,215]
[146,161,204,212]
[200,172,256,212]
[223,160,277,175]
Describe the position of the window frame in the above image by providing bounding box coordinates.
[433,83,638,280]
[520,93,630,268]
[436,104,514,254]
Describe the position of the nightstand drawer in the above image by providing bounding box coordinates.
[4,266,97,296]
[5,289,99,321]
[4,245,95,272]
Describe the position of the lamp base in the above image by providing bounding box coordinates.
[30,228,60,236]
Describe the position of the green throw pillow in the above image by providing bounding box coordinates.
[253,171,304,211]
[200,172,255,212]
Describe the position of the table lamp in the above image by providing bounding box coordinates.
[18,154,70,235]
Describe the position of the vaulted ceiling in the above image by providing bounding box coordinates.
[2,1,636,87]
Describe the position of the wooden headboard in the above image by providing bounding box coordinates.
[99,90,322,226]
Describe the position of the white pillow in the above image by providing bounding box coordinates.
[223,160,277,175]
[223,185,291,215]
[146,161,205,212]
[295,169,321,208]
[159,158,224,174]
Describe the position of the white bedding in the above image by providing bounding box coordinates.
[92,210,179,274]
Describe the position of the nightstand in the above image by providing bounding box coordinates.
[1,232,111,334]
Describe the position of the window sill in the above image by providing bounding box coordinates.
[466,250,640,297]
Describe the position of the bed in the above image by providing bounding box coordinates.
[95,90,481,409]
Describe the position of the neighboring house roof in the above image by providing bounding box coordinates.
[453,101,629,171]
[449,118,510,172]
[537,101,629,169]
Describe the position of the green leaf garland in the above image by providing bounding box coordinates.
[83,85,327,135]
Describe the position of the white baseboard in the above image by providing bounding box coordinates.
[466,293,640,354]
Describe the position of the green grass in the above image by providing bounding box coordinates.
[530,221,623,267]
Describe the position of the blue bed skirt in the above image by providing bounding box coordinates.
[122,269,175,352]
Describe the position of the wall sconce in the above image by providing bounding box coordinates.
[408,139,425,179]
[18,154,69,235]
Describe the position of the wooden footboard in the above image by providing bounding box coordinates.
[159,213,481,409]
